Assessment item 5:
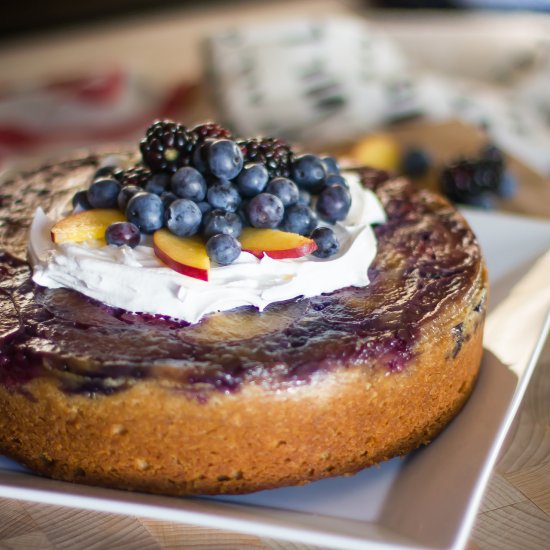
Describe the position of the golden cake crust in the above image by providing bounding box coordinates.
[0,309,483,495]
[0,152,487,495]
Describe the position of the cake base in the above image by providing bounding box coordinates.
[0,296,484,495]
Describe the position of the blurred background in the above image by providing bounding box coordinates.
[0,5,549,547]
[1,6,548,550]
[3,0,550,38]
[1,0,549,216]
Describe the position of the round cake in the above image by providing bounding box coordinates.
[0,150,487,496]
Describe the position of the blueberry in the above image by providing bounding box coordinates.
[316,184,352,223]
[321,156,340,175]
[247,193,284,228]
[265,177,300,207]
[206,233,241,265]
[236,163,269,197]
[207,139,244,180]
[96,155,123,176]
[463,192,496,210]
[171,167,207,201]
[72,190,92,211]
[202,209,242,239]
[144,173,170,195]
[117,185,142,212]
[93,165,117,179]
[207,182,241,212]
[191,140,213,174]
[237,200,250,226]
[160,191,178,209]
[401,148,431,178]
[165,198,202,236]
[197,201,213,216]
[497,170,518,198]
[105,222,141,248]
[311,227,340,258]
[297,189,312,206]
[325,173,348,190]
[126,192,164,234]
[291,154,327,192]
[281,203,318,236]
[87,178,122,209]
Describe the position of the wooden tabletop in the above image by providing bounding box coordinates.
[0,2,549,548]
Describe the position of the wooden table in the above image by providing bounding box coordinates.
[0,2,549,548]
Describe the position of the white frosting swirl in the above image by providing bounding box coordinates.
[29,173,385,324]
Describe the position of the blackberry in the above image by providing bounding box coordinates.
[238,137,294,178]
[480,143,505,166]
[114,165,152,188]
[440,158,503,204]
[140,120,195,173]
[190,122,232,144]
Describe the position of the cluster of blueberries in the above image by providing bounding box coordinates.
[73,134,352,266]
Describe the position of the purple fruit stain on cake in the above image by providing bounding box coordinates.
[0,160,484,397]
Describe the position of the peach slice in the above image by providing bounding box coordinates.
[51,209,126,244]
[349,134,400,172]
[240,228,317,259]
[153,229,210,281]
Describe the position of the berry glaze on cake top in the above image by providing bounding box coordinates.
[0,153,483,395]
[0,137,487,496]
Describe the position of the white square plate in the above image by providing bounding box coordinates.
[1,209,549,550]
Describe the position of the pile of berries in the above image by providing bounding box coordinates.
[351,133,517,210]
[439,144,517,209]
[73,120,352,265]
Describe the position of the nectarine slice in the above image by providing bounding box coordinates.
[51,209,126,244]
[153,229,210,281]
[240,228,317,259]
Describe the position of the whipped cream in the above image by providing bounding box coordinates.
[29,173,386,324]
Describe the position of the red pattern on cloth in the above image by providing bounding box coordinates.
[0,70,196,163]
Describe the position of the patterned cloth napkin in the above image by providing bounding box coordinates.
[0,69,194,168]
[205,16,550,175]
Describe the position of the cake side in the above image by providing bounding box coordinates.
[0,278,484,495]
